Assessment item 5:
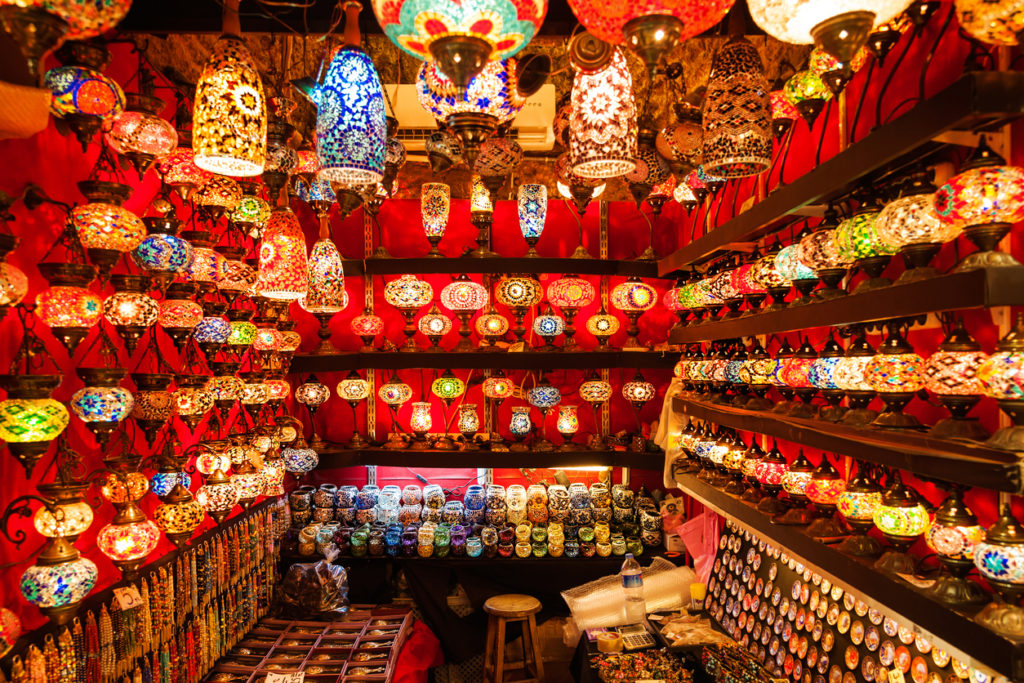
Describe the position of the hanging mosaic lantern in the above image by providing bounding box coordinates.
[256,207,308,301]
[569,48,636,179]
[20,537,97,625]
[72,181,145,276]
[0,375,69,476]
[102,274,158,353]
[35,263,101,352]
[105,93,177,177]
[153,484,204,548]
[44,49,125,149]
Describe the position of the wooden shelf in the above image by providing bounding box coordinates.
[338,257,664,278]
[669,267,1024,343]
[675,472,1024,679]
[672,395,1023,493]
[290,350,679,373]
[315,446,664,470]
[657,71,1024,274]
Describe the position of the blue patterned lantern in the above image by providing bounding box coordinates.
[298,47,386,186]
[20,537,98,624]
[44,65,125,149]
[528,381,561,410]
[518,183,547,257]
[151,471,191,498]
[133,234,193,275]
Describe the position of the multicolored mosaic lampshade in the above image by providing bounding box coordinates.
[518,183,547,255]
[877,179,957,253]
[421,182,450,256]
[20,0,131,42]
[303,47,386,185]
[440,277,489,312]
[774,243,815,281]
[196,470,240,523]
[385,274,434,311]
[158,148,211,196]
[97,506,161,573]
[256,208,308,301]
[783,69,832,124]
[555,404,578,436]
[409,401,433,436]
[417,59,527,124]
[835,207,895,262]
[749,0,913,47]
[509,406,532,438]
[924,331,988,397]
[72,194,145,256]
[231,194,272,232]
[622,376,656,405]
[302,238,347,314]
[45,65,124,122]
[418,304,453,346]
[105,97,177,169]
[431,371,467,403]
[475,135,523,177]
[192,36,266,177]
[548,276,595,311]
[565,0,734,45]
[955,0,1024,45]
[495,275,542,310]
[527,382,561,409]
[153,485,204,547]
[378,376,414,406]
[483,375,516,400]
[585,309,620,347]
[579,378,612,405]
[32,489,93,540]
[569,49,637,179]
[20,538,97,623]
[702,36,771,179]
[351,312,385,350]
[611,278,657,312]
[532,308,565,341]
[865,352,925,393]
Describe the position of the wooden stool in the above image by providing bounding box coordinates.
[483,593,545,682]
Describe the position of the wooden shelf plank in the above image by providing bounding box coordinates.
[668,267,1024,343]
[657,72,1024,274]
[339,257,664,278]
[290,350,679,373]
[675,473,1024,679]
[672,396,1023,493]
[315,447,664,470]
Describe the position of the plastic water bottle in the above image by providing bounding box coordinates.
[621,553,645,624]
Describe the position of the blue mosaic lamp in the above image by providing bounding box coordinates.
[518,183,547,257]
[20,537,97,625]
[528,375,561,450]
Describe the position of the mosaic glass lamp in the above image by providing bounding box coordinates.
[769,87,797,139]
[532,304,566,351]
[431,369,467,407]
[934,138,1024,270]
[797,206,850,300]
[302,237,348,355]
[579,373,612,449]
[925,486,987,607]
[740,339,776,410]
[737,439,765,500]
[130,373,174,446]
[421,182,450,257]
[371,0,546,93]
[783,69,832,127]
[469,174,495,257]
[866,11,913,63]
[657,102,702,178]
[96,502,160,578]
[193,301,231,362]
[622,372,656,410]
[837,462,884,556]
[974,503,1024,637]
[751,244,792,311]
[569,48,637,179]
[482,370,515,448]
[876,169,958,283]
[231,185,272,237]
[781,337,819,418]
[33,483,92,541]
[351,310,385,353]
[585,305,620,349]
[978,313,1024,452]
[611,276,657,350]
[547,276,595,350]
[495,275,543,346]
[193,35,266,177]
[805,456,847,538]
[158,147,211,201]
[835,194,895,293]
[954,0,1024,46]
[174,374,214,431]
[384,274,434,351]
[102,274,159,353]
[721,434,750,494]
[337,371,372,449]
[256,208,308,301]
[417,303,453,350]
[864,324,925,428]
[44,60,125,150]
[195,467,239,524]
[180,230,221,295]
[555,404,579,450]
[193,175,243,223]
[834,332,878,426]
[105,93,177,177]
[296,374,330,449]
[527,376,561,451]
[475,306,510,350]
[153,484,204,548]
[458,404,481,449]
[409,402,433,448]
[70,367,132,447]
[72,181,145,276]
[440,274,489,351]
[754,440,789,516]
[924,320,989,441]
[775,239,817,305]
[509,406,533,447]
[518,183,547,256]
[20,537,97,625]
[215,246,257,304]
[776,450,817,525]
[702,36,771,179]
[207,361,242,422]
[808,337,847,421]
[873,472,931,574]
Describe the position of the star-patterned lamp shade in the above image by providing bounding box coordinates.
[96,506,161,570]
[955,0,1024,45]
[158,148,211,192]
[926,489,986,563]
[283,443,319,475]
[974,504,1024,594]
[569,49,637,179]
[877,181,958,252]
[924,327,988,397]
[622,376,656,405]
[72,197,145,256]
[431,372,467,401]
[384,274,433,310]
[351,312,385,339]
[806,462,845,507]
[192,36,266,177]
[302,238,347,313]
[421,183,450,239]
[45,66,124,122]
[153,486,204,546]
[305,47,386,185]
[566,0,734,45]
[586,310,620,339]
[134,231,192,277]
[611,278,657,312]
[475,310,510,338]
[873,479,930,541]
[483,375,515,400]
[548,276,595,311]
[527,381,561,409]
[20,538,97,622]
[256,208,308,301]
[495,275,542,309]
[533,309,565,338]
[933,159,1024,232]
[418,305,453,341]
[417,59,527,124]
[509,406,532,437]
[35,279,102,343]
[195,176,243,214]
[702,36,771,179]
[379,377,414,406]
[105,100,177,163]
[517,183,547,240]
[296,378,331,408]
[231,195,272,232]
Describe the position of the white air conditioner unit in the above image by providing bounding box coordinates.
[385,83,556,155]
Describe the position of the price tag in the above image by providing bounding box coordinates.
[888,668,906,683]
[113,586,143,611]
[265,674,305,683]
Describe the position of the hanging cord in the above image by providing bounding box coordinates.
[774,123,796,187]
[872,28,917,129]
[814,100,834,167]
[884,5,957,124]
[849,59,876,143]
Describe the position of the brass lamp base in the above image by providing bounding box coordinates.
[837,532,881,557]
[874,549,916,575]
[976,600,1024,638]
[929,574,988,608]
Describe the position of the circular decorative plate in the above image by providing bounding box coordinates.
[830,585,843,601]
[868,608,884,625]
[819,655,830,675]
[830,665,842,683]
[884,618,899,637]
[813,620,824,642]
[854,600,869,617]
[912,657,929,683]
[837,612,851,634]
[770,563,778,581]
[898,625,916,645]
[862,655,877,682]
[845,646,860,670]
[802,584,811,604]
[822,629,835,652]
[865,626,880,652]
[851,620,865,645]
[810,591,821,611]
[895,646,912,673]
[827,604,840,625]
[843,594,856,610]
[951,658,969,679]
[916,635,932,654]
[880,641,895,666]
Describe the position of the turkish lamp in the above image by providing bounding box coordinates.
[19,536,97,625]
[180,230,221,295]
[974,503,1024,637]
[153,484,204,548]
[231,182,272,237]
[301,236,348,354]
[469,174,495,257]
[174,374,214,431]
[96,501,160,579]
[295,374,329,449]
[384,274,434,352]
[98,274,157,353]
[934,137,1024,270]
[775,450,817,525]
[135,214,193,291]
[426,129,466,174]
[610,276,657,350]
[798,206,850,300]
[256,207,308,301]
[774,232,817,305]
[409,401,433,448]
[196,467,239,524]
[770,85,798,140]
[378,374,413,448]
[431,369,467,408]
[106,93,177,178]
[495,275,543,346]
[925,486,987,607]
[954,0,1024,46]
[738,440,766,501]
[475,307,510,350]
[33,483,92,541]
[740,339,776,411]
[194,301,231,363]
[673,181,699,213]
[836,193,895,293]
[805,457,847,538]
[518,183,547,257]
[867,12,912,64]
[703,429,733,487]
[865,325,925,428]
[99,470,149,511]
[978,313,1024,451]
[585,305,620,349]
[126,371,173,447]
[0,235,26,320]
[45,42,125,150]
[383,117,407,194]
[225,308,257,355]
[769,339,797,411]
[752,242,792,312]
[809,45,869,94]
[337,370,372,449]
[622,373,656,412]
[260,444,286,497]
[783,338,820,419]
[0,1,68,83]
[157,147,211,201]
[873,472,931,574]
[230,460,264,510]
[569,47,637,179]
[877,169,957,283]
[625,128,671,207]
[193,174,243,224]
[722,435,750,494]
[421,182,450,257]
[923,321,989,441]
[205,361,241,424]
[755,440,789,517]
[508,406,532,446]
[836,463,884,556]
[351,310,385,353]
[262,103,298,198]
[282,434,319,479]
[811,337,848,421]
[783,70,832,127]
[527,376,561,451]
[458,403,481,450]
[440,275,489,351]
[532,304,565,351]
[685,169,709,205]
[215,245,257,304]
[546,275,594,352]
[836,333,879,426]
[194,440,232,476]
[263,373,291,411]
[71,180,144,277]
[70,367,132,447]
[657,101,703,180]
[579,373,611,448]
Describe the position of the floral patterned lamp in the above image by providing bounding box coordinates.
[810,336,848,421]
[569,48,637,179]
[384,275,434,352]
[837,462,884,556]
[611,277,657,350]
[835,193,895,293]
[518,183,547,257]
[106,93,177,177]
[350,310,385,353]
[755,440,789,516]
[96,501,160,579]
[417,303,453,350]
[738,439,766,501]
[776,450,817,525]
[805,456,847,538]
[556,405,579,450]
[974,503,1024,637]
[44,43,125,149]
[337,371,372,449]
[421,182,450,257]
[955,0,1024,46]
[548,275,595,351]
[256,208,308,301]
[103,274,158,353]
[873,471,931,574]
[834,331,878,426]
[527,375,561,451]
[509,406,532,449]
[475,306,510,350]
[775,232,817,305]
[440,275,489,351]
[483,370,515,448]
[864,324,925,428]
[495,275,543,346]
[926,486,987,607]
[783,69,832,127]
[978,313,1024,452]
[797,206,850,300]
[532,304,566,351]
[877,169,958,283]
[585,305,621,349]
[153,484,204,548]
[70,367,132,447]
[924,320,989,441]
[580,373,612,450]
[409,401,433,448]
[72,181,145,277]
[20,536,97,625]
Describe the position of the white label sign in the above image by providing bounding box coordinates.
[265,673,305,683]
[113,586,143,611]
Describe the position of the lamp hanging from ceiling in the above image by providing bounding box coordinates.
[256,207,308,301]
[105,93,177,178]
[44,41,124,150]
[954,0,1023,46]
[569,45,637,180]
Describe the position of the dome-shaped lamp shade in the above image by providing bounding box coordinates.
[527,383,561,410]
[417,59,527,124]
[483,376,515,400]
[72,201,145,255]
[566,0,734,46]
[45,65,125,121]
[580,379,612,404]
[878,190,957,251]
[378,380,413,406]
[955,0,1024,46]
[106,106,178,166]
[301,238,347,313]
[193,36,267,177]
[20,541,97,623]
[421,182,450,256]
[569,49,637,179]
[256,208,308,301]
[702,36,771,179]
[784,70,833,126]
[311,47,386,185]
[440,279,489,312]
[384,274,434,310]
[518,183,547,255]
[548,276,595,310]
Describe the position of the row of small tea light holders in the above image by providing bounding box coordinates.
[673,316,1024,450]
[292,370,658,452]
[674,426,1024,639]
